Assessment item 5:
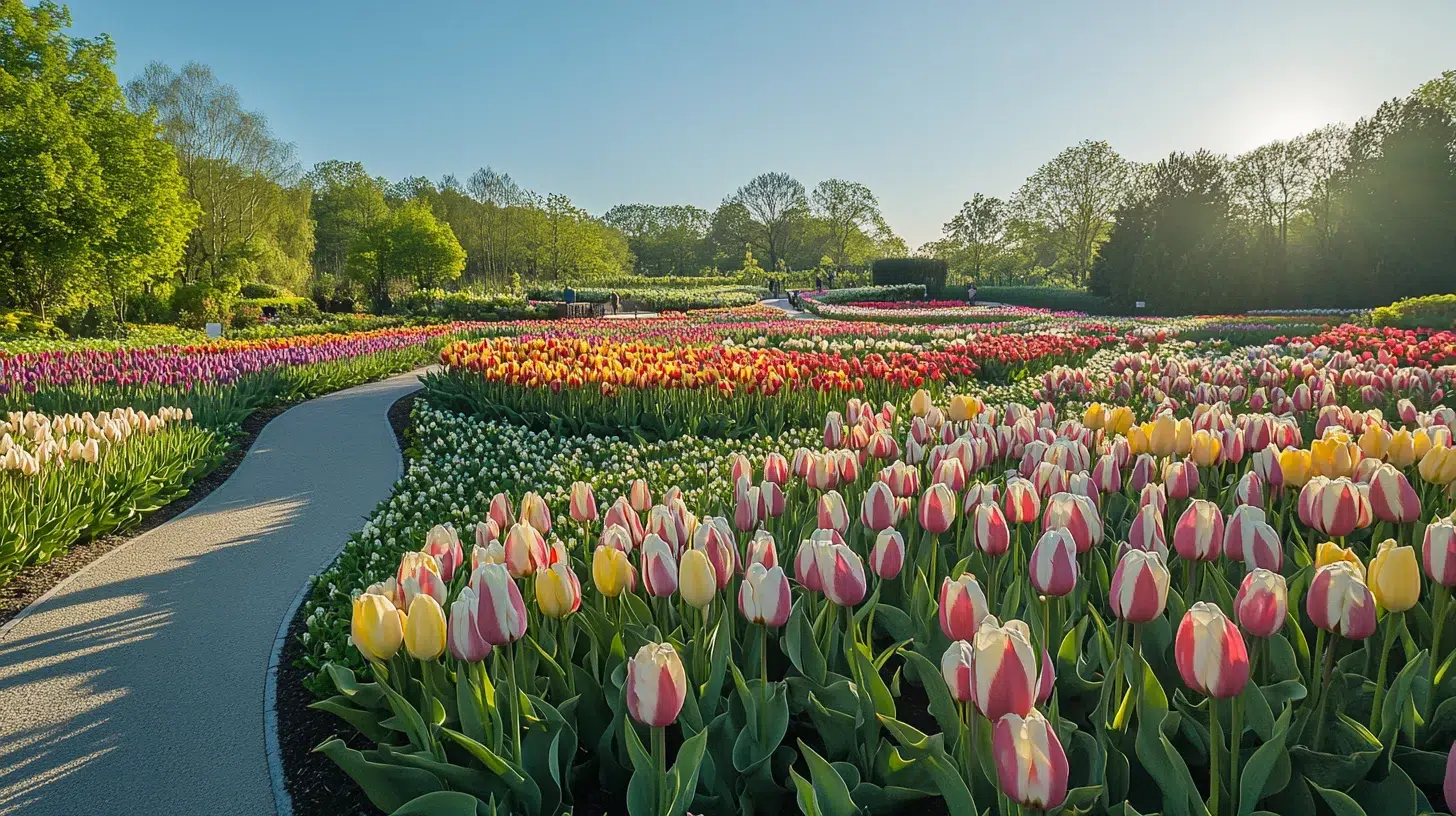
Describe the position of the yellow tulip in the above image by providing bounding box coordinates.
[1412,429,1434,461]
[1127,424,1151,456]
[1174,418,1194,457]
[1279,448,1313,487]
[1103,406,1132,435]
[351,593,405,662]
[403,595,447,660]
[1386,430,1417,468]
[678,548,717,609]
[1189,430,1221,467]
[910,389,933,418]
[948,394,981,423]
[592,544,631,598]
[1367,539,1420,612]
[1315,541,1365,579]
[1311,437,1358,479]
[535,562,582,619]
[1082,403,1107,430]
[1148,415,1177,457]
[1417,446,1456,485]
[1358,425,1391,460]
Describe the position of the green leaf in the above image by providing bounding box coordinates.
[1130,648,1199,816]
[1350,762,1419,816]
[786,600,828,685]
[1376,648,1426,772]
[1309,780,1370,816]
[667,727,711,816]
[309,696,393,743]
[796,740,860,816]
[388,791,482,816]
[901,650,964,750]
[315,738,444,814]
[324,662,387,708]
[878,715,979,815]
[1239,704,1292,815]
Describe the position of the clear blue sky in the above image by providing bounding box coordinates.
[63,0,1456,247]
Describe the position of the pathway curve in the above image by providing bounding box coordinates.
[0,368,429,816]
[759,297,820,319]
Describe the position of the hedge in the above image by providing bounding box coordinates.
[527,285,765,312]
[396,290,549,321]
[1370,293,1456,329]
[808,284,926,306]
[239,282,293,299]
[236,296,321,321]
[872,258,948,295]
[946,285,1116,314]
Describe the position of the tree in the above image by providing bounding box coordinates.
[348,199,465,311]
[603,203,711,276]
[941,194,1009,282]
[1013,140,1131,286]
[1416,69,1456,118]
[0,0,194,318]
[811,179,883,268]
[306,160,388,285]
[730,172,808,272]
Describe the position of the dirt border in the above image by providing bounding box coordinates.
[272,391,417,816]
[0,401,297,628]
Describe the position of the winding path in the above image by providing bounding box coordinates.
[0,369,428,816]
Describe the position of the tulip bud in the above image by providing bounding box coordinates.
[1128,453,1156,493]
[941,640,975,702]
[1083,402,1107,430]
[963,480,999,509]
[795,538,827,592]
[970,617,1039,720]
[592,544,632,598]
[1148,415,1178,457]
[1234,470,1264,509]
[351,592,405,662]
[488,492,515,531]
[758,480,786,518]
[993,709,1069,811]
[1003,477,1041,524]
[1278,448,1313,488]
[747,530,778,569]
[1308,561,1377,639]
[972,503,1011,557]
[817,490,850,534]
[1235,569,1287,638]
[569,481,598,523]
[1175,602,1249,698]
[739,564,791,627]
[626,642,687,727]
[1091,453,1121,493]
[1110,550,1170,623]
[403,595,448,660]
[1163,459,1199,501]
[1301,477,1370,538]
[423,524,464,582]
[693,516,737,590]
[1042,492,1102,553]
[933,457,968,491]
[1418,446,1456,485]
[815,542,868,606]
[1424,518,1456,587]
[1030,528,1078,596]
[504,521,548,578]
[642,534,678,598]
[939,572,990,641]
[1127,504,1168,557]
[1368,539,1421,613]
[1139,481,1167,514]
[678,549,718,610]
[604,496,644,547]
[628,479,653,513]
[735,484,763,532]
[1189,430,1221,467]
[910,389,933,417]
[762,452,789,485]
[1173,500,1224,562]
[823,411,845,449]
[871,529,906,579]
[472,563,528,646]
[447,587,491,662]
[1224,504,1282,571]
[396,551,448,609]
[519,491,551,534]
[918,483,957,534]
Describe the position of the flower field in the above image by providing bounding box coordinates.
[303,311,1456,816]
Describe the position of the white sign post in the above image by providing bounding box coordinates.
[205,322,223,339]
[1134,301,1146,310]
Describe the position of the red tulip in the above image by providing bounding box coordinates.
[993,710,1069,811]
[860,481,898,531]
[423,524,464,582]
[939,572,990,640]
[641,534,679,598]
[1003,477,1041,524]
[762,452,789,485]
[1173,500,1223,562]
[941,640,975,702]
[972,503,1011,557]
[1368,463,1421,523]
[1127,504,1168,557]
[1110,550,1170,623]
[815,541,868,606]
[447,586,492,662]
[739,564,791,627]
[817,490,850,534]
[1235,569,1287,638]
[471,563,528,646]
[1175,602,1249,698]
[604,496,645,546]
[1224,504,1282,570]
[747,530,778,569]
[488,492,515,531]
[626,642,687,727]
[1307,561,1377,639]
[1234,471,1264,509]
[568,481,598,523]
[969,617,1038,720]
[1030,529,1078,596]
[1163,460,1199,501]
[870,529,905,580]
[1425,518,1456,587]
[1091,453,1122,493]
[758,480,786,518]
[918,483,957,534]
[628,478,653,513]
[1041,492,1101,553]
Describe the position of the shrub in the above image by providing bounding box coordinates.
[239,282,291,299]
[396,289,547,321]
[171,283,233,330]
[872,257,948,295]
[0,310,62,337]
[125,291,175,324]
[1370,294,1456,329]
[235,296,322,324]
[808,284,925,306]
[945,285,1117,314]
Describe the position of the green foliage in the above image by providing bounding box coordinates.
[871,258,948,295]
[0,310,62,337]
[524,285,764,312]
[239,282,291,298]
[941,284,1115,314]
[395,290,548,322]
[1370,294,1456,328]
[348,199,466,313]
[807,284,925,306]
[231,296,321,328]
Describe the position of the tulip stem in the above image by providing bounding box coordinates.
[1230,692,1242,816]
[1208,696,1222,816]
[1369,612,1398,734]
[759,625,770,744]
[1312,634,1337,753]
[505,643,523,766]
[653,725,668,816]
[1428,586,1449,733]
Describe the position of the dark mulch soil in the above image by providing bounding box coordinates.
[0,401,295,628]
[277,390,416,816]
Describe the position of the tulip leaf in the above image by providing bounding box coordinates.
[1239,704,1292,816]
[1240,679,1276,742]
[1309,780,1370,816]
[387,791,481,816]
[701,614,732,721]
[379,743,527,809]
[792,740,860,816]
[667,726,711,816]
[1130,649,1200,816]
[849,781,931,811]
[1376,648,1425,772]
[310,696,394,744]
[785,601,828,685]
[315,738,445,814]
[1052,785,1104,816]
[877,715,979,816]
[1349,762,1419,816]
[901,649,965,751]
[373,665,436,752]
[1392,744,1452,786]
[325,662,388,709]
[1288,713,1383,789]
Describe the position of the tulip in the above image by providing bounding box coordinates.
[1107,406,1135,436]
[735,484,763,532]
[599,523,633,554]
[1036,648,1055,705]
[1234,470,1264,509]
[504,521,548,578]
[1083,402,1107,429]
[678,549,718,610]
[910,389,933,417]
[472,541,505,572]
[1446,745,1456,816]
[1387,429,1418,468]
[592,544,632,598]
[642,534,679,598]
[1030,528,1078,596]
[918,483,957,534]
[1307,561,1377,639]
[604,496,644,546]
[1163,459,1199,501]
[1110,550,1170,623]
[1224,504,1282,571]
[1234,569,1287,638]
[535,562,582,619]
[964,480,999,509]
[795,538,827,592]
[739,563,791,627]
[729,452,753,486]
[1003,477,1041,524]
[447,587,491,662]
[569,481,598,523]
[939,572,990,641]
[1175,602,1250,698]
[693,517,737,590]
[626,642,687,727]
[1139,481,1167,514]
[1278,448,1313,488]
[351,592,405,662]
[1424,518,1456,587]
[1359,424,1391,460]
[941,640,975,702]
[993,709,1070,811]
[823,411,845,449]
[859,480,898,531]
[972,503,1011,557]
[629,478,653,513]
[403,594,448,660]
[1091,453,1121,493]
[1190,430,1221,467]
[472,563,528,646]
[1128,453,1156,493]
[762,452,789,485]
[474,518,501,549]
[1300,477,1369,538]
[970,617,1039,720]
[1127,504,1168,557]
[933,457,968,491]
[1312,436,1360,479]
[396,551,448,608]
[1418,445,1456,485]
[1173,500,1223,562]
[423,524,464,582]
[488,492,515,530]
[1042,492,1101,553]
[817,490,850,534]
[520,491,551,534]
[1315,540,1365,578]
[1032,461,1068,498]
[758,480,786,518]
[815,542,868,606]
[871,529,905,579]
[1368,539,1420,613]
[747,530,778,569]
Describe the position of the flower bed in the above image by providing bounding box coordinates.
[299,314,1456,816]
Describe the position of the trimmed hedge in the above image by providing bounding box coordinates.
[239,282,292,299]
[872,258,948,295]
[809,284,926,306]
[946,285,1116,315]
[1371,294,1456,329]
[397,290,549,321]
[238,296,321,321]
[527,285,765,312]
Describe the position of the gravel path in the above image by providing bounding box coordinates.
[0,369,428,816]
[759,297,820,319]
